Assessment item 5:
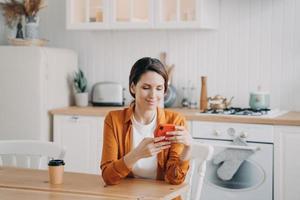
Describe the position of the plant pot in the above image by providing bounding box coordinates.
[75,92,89,107]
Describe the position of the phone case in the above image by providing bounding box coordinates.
[154,124,176,138]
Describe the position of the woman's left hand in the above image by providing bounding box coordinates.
[166,126,192,147]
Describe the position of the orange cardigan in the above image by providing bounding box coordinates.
[100,106,190,188]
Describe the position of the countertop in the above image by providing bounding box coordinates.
[50,107,300,126]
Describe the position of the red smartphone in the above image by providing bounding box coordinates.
[154,124,176,141]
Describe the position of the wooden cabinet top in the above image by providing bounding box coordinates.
[50,107,300,126]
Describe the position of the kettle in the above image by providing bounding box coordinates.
[208,95,234,110]
[249,86,270,110]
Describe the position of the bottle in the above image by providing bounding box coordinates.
[181,87,189,107]
[95,7,103,22]
[200,76,208,112]
[189,86,197,109]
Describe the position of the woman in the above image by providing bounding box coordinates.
[101,57,192,198]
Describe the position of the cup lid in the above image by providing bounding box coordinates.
[250,85,270,95]
[48,159,65,166]
[250,91,270,95]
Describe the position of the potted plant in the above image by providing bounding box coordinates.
[74,69,88,107]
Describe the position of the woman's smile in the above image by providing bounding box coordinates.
[146,99,156,105]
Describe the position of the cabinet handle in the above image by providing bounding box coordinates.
[69,116,79,122]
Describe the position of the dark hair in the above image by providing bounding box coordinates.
[129,57,168,98]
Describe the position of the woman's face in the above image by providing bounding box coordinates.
[131,71,165,111]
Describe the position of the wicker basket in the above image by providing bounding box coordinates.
[8,38,48,46]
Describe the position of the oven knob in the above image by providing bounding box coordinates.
[213,130,221,136]
[240,131,248,138]
[227,128,236,137]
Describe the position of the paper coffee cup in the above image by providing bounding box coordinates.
[48,159,65,184]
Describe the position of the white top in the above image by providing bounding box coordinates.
[131,112,157,179]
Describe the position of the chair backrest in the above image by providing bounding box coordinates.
[185,143,214,200]
[0,140,66,169]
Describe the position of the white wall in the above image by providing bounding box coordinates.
[0,13,5,44]
[0,0,299,110]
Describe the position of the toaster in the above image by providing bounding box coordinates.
[92,82,124,106]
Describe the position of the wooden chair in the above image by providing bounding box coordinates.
[185,142,214,200]
[0,140,66,169]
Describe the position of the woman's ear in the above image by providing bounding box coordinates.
[130,83,136,95]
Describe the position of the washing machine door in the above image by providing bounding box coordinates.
[195,140,273,200]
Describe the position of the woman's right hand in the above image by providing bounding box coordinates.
[124,136,171,168]
[134,136,171,159]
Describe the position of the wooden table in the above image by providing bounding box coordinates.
[0,187,122,200]
[0,167,188,200]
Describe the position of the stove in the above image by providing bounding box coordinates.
[202,107,271,116]
[193,121,274,200]
[199,107,288,118]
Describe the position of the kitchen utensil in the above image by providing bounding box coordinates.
[249,87,270,110]
[91,82,124,106]
[200,76,208,111]
[181,87,189,107]
[208,95,233,111]
[164,85,177,108]
[189,86,197,109]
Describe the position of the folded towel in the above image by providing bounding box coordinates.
[213,136,255,181]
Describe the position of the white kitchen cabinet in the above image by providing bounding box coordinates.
[111,0,154,29]
[53,115,104,174]
[66,0,110,30]
[66,0,219,30]
[155,0,219,29]
[274,126,300,200]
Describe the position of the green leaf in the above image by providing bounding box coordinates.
[73,69,88,93]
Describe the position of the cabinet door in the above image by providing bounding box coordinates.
[155,0,219,29]
[274,126,300,200]
[111,0,153,29]
[53,115,104,174]
[66,0,218,30]
[66,0,109,29]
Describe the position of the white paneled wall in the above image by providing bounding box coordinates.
[0,0,299,110]
[0,15,5,44]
